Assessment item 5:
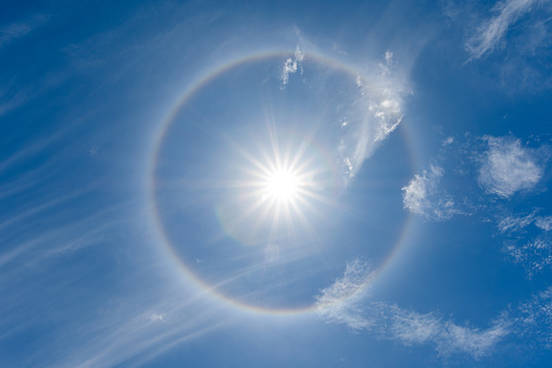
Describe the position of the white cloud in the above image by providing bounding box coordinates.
[498,213,552,233]
[294,44,304,62]
[281,45,304,86]
[281,58,297,85]
[316,260,510,358]
[516,286,552,347]
[466,0,539,59]
[280,47,407,185]
[319,260,552,357]
[338,57,406,181]
[389,306,509,358]
[478,137,543,198]
[436,319,510,358]
[536,216,552,231]
[498,211,536,233]
[504,237,552,277]
[389,307,441,344]
[315,259,375,330]
[279,46,407,186]
[497,210,552,277]
[402,165,459,221]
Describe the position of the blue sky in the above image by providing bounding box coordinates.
[2,0,552,367]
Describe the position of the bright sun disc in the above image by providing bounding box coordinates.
[264,169,300,202]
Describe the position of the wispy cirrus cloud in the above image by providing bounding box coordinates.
[478,136,544,198]
[389,307,509,358]
[498,211,537,233]
[515,286,552,347]
[536,216,552,231]
[318,260,552,358]
[465,0,541,60]
[402,165,460,221]
[0,88,28,117]
[451,0,552,90]
[279,47,408,185]
[315,259,376,330]
[37,292,226,368]
[504,237,552,278]
[316,260,511,359]
[338,50,407,182]
[498,211,552,234]
[404,132,550,277]
[497,210,552,277]
[0,199,222,368]
[0,15,49,49]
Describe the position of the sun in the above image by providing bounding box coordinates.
[250,160,313,228]
[263,169,301,202]
[226,132,328,232]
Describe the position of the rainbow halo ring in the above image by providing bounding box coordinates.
[148,49,415,316]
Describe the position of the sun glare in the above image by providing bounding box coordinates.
[264,169,301,202]
[230,137,325,230]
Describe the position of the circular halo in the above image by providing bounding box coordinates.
[147,50,416,316]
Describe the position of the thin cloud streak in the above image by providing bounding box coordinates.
[0,15,49,49]
[497,211,552,233]
[466,0,540,60]
[47,296,227,368]
[498,211,537,233]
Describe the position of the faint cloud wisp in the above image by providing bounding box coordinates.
[465,0,540,60]
[0,15,49,49]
